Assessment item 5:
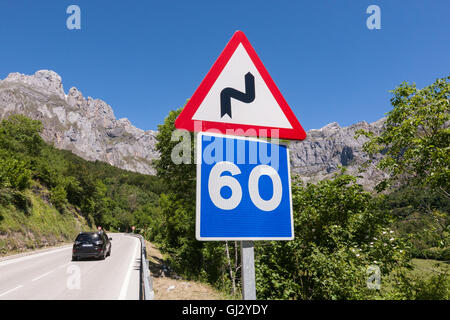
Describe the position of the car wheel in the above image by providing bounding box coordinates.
[107,246,111,256]
[72,256,78,261]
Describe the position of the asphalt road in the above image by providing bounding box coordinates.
[0,233,141,300]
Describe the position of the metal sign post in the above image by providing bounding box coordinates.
[175,31,306,302]
[196,133,295,301]
[241,240,256,300]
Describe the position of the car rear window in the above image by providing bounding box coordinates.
[75,233,99,242]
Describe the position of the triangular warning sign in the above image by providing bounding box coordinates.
[175,31,306,140]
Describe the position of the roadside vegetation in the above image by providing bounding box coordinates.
[0,114,165,255]
[0,76,448,299]
[0,185,89,256]
[150,76,449,299]
[145,240,230,300]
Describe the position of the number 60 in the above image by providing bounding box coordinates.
[208,161,282,212]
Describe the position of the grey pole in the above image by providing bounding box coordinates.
[241,240,256,300]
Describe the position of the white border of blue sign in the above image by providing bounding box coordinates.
[196,132,294,241]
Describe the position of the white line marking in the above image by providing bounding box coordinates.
[0,285,23,298]
[0,245,72,268]
[118,237,140,300]
[31,270,54,282]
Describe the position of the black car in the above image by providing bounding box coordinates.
[72,232,112,261]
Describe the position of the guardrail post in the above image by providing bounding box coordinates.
[142,236,154,300]
[131,234,154,300]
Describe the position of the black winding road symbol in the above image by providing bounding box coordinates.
[220,72,255,118]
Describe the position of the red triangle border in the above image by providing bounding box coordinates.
[174,30,306,140]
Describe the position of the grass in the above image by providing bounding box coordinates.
[0,184,92,257]
[145,240,233,300]
[375,258,449,299]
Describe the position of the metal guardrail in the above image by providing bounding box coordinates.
[131,233,154,300]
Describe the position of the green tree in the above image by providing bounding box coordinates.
[153,107,196,201]
[0,114,165,235]
[255,172,409,300]
[0,157,31,190]
[356,76,450,196]
[0,114,44,157]
[153,107,234,291]
[378,184,450,260]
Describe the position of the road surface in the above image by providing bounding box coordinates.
[0,233,141,300]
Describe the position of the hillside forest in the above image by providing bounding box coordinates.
[0,76,448,299]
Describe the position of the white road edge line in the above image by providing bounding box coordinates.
[118,237,140,300]
[31,270,54,282]
[0,245,72,268]
[0,285,23,298]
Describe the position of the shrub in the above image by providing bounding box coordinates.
[0,157,31,190]
[12,191,32,215]
[50,185,68,213]
[386,270,450,300]
[422,247,450,261]
[255,172,410,300]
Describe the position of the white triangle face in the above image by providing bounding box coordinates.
[192,44,293,129]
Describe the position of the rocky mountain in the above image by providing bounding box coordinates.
[0,70,159,174]
[0,70,386,188]
[289,119,388,189]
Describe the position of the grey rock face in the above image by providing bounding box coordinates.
[288,118,387,189]
[0,70,386,188]
[4,70,66,100]
[0,70,158,174]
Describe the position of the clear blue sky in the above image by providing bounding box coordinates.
[1,1,449,131]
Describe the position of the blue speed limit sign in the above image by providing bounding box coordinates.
[196,132,294,240]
